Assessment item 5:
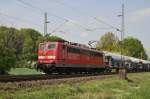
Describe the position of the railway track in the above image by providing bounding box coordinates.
[0,73,116,83]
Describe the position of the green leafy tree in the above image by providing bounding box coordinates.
[96,32,148,60]
[0,26,22,74]
[121,37,148,59]
[0,47,16,74]
[20,28,42,68]
[96,32,119,52]
[38,35,65,43]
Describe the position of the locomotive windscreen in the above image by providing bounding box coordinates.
[39,43,45,50]
[48,43,56,50]
[39,43,56,50]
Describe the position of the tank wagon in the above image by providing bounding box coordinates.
[104,51,150,72]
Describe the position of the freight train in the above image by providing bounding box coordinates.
[37,41,150,74]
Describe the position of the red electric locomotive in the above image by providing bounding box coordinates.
[37,41,110,74]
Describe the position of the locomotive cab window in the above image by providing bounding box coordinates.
[39,44,45,50]
[48,43,56,50]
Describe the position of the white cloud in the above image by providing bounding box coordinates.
[129,8,150,22]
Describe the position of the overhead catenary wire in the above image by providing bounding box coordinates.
[94,17,121,32]
[53,0,87,17]
[16,0,123,45]
[16,0,103,32]
[52,0,120,31]
[17,0,93,32]
[17,0,44,13]
[16,0,68,22]
[0,11,42,27]
[15,0,44,16]
[50,20,69,34]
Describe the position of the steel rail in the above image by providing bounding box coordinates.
[0,73,116,83]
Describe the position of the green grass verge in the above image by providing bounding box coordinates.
[9,68,43,75]
[1,72,150,99]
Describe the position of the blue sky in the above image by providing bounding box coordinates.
[0,0,150,55]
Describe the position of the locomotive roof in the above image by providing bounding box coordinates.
[42,41,103,53]
[63,41,103,53]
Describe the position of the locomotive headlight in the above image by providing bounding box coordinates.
[47,56,56,59]
[38,56,45,59]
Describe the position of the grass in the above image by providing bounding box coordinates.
[9,68,43,75]
[1,72,150,99]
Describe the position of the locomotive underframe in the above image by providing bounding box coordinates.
[37,63,111,74]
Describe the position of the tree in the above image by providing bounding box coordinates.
[96,32,120,52]
[0,26,21,74]
[96,32,148,60]
[121,37,148,60]
[38,35,65,43]
[20,28,42,68]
